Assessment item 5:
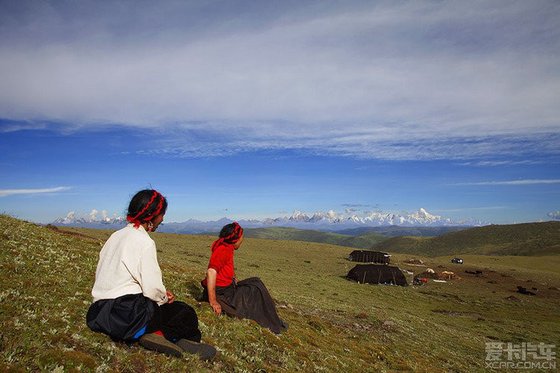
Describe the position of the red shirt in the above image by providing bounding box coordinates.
[204,243,235,287]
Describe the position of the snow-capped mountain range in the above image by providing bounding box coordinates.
[51,208,483,233]
[52,210,126,229]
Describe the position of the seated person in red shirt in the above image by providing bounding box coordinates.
[201,222,287,334]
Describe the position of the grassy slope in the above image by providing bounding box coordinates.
[373,221,560,257]
[335,226,469,237]
[242,227,387,249]
[1,215,559,372]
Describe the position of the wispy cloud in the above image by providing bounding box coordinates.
[133,129,560,160]
[452,179,560,186]
[457,160,548,167]
[434,206,509,212]
[548,211,560,220]
[341,203,374,208]
[0,1,559,160]
[0,120,47,133]
[0,186,71,197]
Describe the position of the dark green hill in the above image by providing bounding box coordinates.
[197,226,471,249]
[242,227,387,248]
[372,221,560,257]
[335,226,469,237]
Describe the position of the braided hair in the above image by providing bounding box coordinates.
[211,222,244,251]
[126,189,167,228]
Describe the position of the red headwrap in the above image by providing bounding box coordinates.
[211,222,244,252]
[126,190,165,228]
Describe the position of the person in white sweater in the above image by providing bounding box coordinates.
[86,189,215,360]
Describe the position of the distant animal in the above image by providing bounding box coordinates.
[404,258,424,265]
[516,286,537,296]
[416,269,438,279]
[451,258,464,264]
[465,270,483,276]
[440,271,456,280]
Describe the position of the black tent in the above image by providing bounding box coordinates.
[347,264,408,286]
[348,250,391,264]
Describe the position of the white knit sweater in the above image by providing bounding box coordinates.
[91,224,168,305]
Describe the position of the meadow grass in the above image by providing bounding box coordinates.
[1,215,559,372]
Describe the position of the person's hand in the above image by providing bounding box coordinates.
[166,290,175,304]
[210,301,222,315]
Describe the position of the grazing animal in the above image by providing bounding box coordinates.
[516,286,537,296]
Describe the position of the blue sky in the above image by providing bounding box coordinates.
[1,0,559,224]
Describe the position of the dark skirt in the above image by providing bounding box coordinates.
[206,277,287,334]
[147,300,201,342]
[86,293,201,342]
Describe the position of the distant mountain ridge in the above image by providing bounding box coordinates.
[52,210,127,230]
[372,221,560,257]
[235,227,388,249]
[50,214,559,255]
[52,208,483,233]
[200,226,471,249]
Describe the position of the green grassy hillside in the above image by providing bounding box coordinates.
[2,215,559,372]
[230,226,387,249]
[335,225,469,237]
[373,221,560,257]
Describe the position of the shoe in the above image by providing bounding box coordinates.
[139,333,183,357]
[280,319,289,332]
[176,339,217,361]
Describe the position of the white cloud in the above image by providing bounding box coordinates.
[139,131,560,160]
[453,179,560,186]
[0,186,71,197]
[434,206,509,212]
[457,160,548,167]
[0,121,47,133]
[0,1,559,159]
[548,211,560,220]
